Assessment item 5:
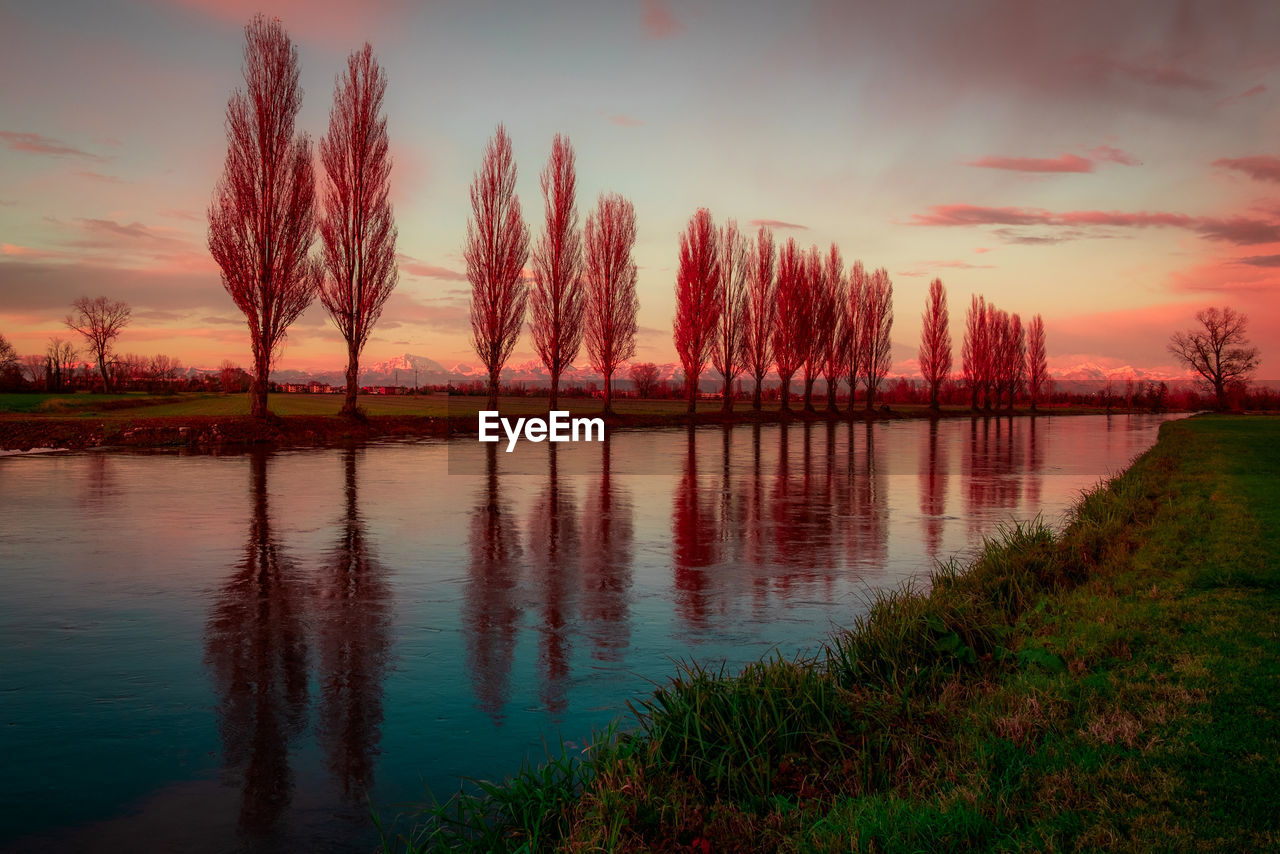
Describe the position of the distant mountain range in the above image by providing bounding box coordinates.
[247,353,1195,392]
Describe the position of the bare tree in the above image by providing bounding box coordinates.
[22,353,45,389]
[918,277,951,410]
[64,296,130,392]
[1026,314,1048,411]
[710,220,748,411]
[673,208,721,414]
[1168,306,1260,409]
[628,361,660,399]
[530,134,586,411]
[46,337,77,393]
[318,43,399,417]
[741,226,776,411]
[209,14,320,418]
[861,268,893,411]
[821,244,848,413]
[466,125,531,410]
[0,334,20,391]
[584,193,639,415]
[771,238,805,412]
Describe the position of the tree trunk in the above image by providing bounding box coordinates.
[826,378,839,413]
[341,342,359,416]
[251,346,270,418]
[97,355,111,394]
[865,382,876,411]
[802,376,815,412]
[751,374,763,411]
[778,373,792,412]
[487,366,500,411]
[603,370,613,416]
[721,376,733,412]
[549,366,560,411]
[929,383,940,411]
[686,375,696,415]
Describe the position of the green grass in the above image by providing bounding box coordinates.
[381,414,1279,852]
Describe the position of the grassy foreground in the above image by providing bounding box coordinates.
[385,415,1279,852]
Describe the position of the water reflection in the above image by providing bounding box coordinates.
[2,414,1182,852]
[204,450,310,832]
[315,448,390,800]
[579,439,633,663]
[464,443,524,723]
[919,420,948,563]
[526,445,579,717]
[203,448,391,838]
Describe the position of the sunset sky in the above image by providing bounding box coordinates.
[1,0,1277,378]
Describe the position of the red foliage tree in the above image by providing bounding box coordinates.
[208,15,320,418]
[584,192,639,415]
[711,220,749,411]
[821,244,848,413]
[961,294,988,410]
[529,134,585,410]
[771,238,809,412]
[1026,313,1048,410]
[672,208,721,414]
[845,261,869,411]
[317,43,399,417]
[465,125,530,410]
[860,268,894,410]
[800,245,829,412]
[918,277,952,410]
[741,226,776,411]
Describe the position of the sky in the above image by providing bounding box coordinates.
[1,0,1278,378]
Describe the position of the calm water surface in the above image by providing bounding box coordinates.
[0,414,1178,852]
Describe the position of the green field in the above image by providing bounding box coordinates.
[386,415,1280,852]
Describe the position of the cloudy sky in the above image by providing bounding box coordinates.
[2,0,1277,376]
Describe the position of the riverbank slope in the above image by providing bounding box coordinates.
[390,414,1279,852]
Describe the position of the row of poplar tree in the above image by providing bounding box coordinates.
[205,15,1048,419]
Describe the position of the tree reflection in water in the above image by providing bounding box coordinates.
[464,442,524,724]
[204,450,310,832]
[579,437,633,663]
[526,444,579,717]
[315,447,391,801]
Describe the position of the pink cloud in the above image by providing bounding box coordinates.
[749,218,807,230]
[911,204,1280,245]
[1088,145,1141,166]
[1214,155,1280,183]
[1217,83,1267,107]
[640,0,682,38]
[1090,56,1216,91]
[0,130,103,160]
[396,254,466,280]
[607,113,644,127]
[968,154,1094,173]
[72,171,124,184]
[1239,254,1280,267]
[1,243,60,260]
[898,259,996,277]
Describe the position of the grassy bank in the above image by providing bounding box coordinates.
[385,415,1278,852]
